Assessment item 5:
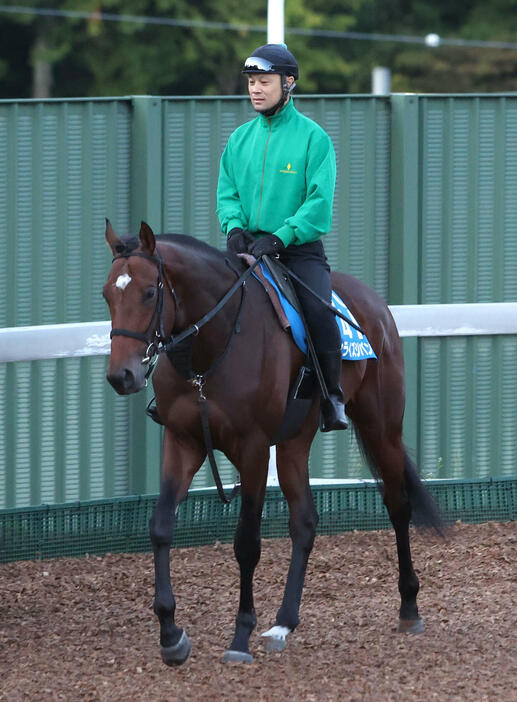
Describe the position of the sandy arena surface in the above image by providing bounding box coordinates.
[0,520,515,701]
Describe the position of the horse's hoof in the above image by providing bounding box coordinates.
[261,625,291,652]
[262,636,286,652]
[160,630,192,666]
[222,649,253,664]
[398,617,424,634]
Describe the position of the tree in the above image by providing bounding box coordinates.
[1,0,517,99]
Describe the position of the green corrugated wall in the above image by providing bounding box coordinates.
[418,96,517,478]
[0,99,136,507]
[0,94,516,508]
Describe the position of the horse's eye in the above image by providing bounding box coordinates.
[143,287,156,302]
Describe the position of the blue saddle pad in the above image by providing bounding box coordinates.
[259,263,377,361]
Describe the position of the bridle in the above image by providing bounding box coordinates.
[109,246,261,381]
[110,248,178,379]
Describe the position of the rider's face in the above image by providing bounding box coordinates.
[247,74,284,113]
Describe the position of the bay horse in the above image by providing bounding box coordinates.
[103,220,441,666]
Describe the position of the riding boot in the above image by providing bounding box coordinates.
[146,398,164,426]
[318,350,349,432]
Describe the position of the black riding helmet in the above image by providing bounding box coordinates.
[243,44,298,116]
[242,43,299,80]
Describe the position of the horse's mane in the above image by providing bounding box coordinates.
[158,234,228,260]
[115,233,230,263]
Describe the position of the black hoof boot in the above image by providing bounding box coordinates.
[320,396,349,432]
[146,398,164,425]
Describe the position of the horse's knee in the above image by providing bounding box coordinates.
[149,479,179,546]
[149,511,175,546]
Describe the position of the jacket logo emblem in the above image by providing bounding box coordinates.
[280,162,297,174]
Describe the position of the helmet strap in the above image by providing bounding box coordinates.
[260,75,294,117]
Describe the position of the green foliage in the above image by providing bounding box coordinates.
[1,0,517,98]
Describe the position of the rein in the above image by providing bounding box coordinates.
[272,259,367,335]
[109,247,261,504]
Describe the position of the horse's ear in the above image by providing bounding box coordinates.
[139,221,156,255]
[105,219,122,254]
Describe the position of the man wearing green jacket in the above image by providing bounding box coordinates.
[217,43,347,432]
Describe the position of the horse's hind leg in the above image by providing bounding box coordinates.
[223,443,270,664]
[354,423,424,633]
[261,431,319,652]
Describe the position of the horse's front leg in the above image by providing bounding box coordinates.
[149,429,206,666]
[260,437,318,653]
[223,444,269,664]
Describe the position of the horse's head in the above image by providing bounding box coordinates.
[103,219,171,395]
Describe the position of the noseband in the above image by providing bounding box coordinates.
[110,249,178,376]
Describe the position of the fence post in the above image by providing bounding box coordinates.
[128,96,163,496]
[389,94,420,458]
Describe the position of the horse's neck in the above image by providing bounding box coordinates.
[161,241,239,331]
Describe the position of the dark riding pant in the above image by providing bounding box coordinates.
[278,240,341,354]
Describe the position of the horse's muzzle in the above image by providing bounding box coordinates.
[106,365,145,395]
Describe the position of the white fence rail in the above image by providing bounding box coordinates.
[1,303,517,364]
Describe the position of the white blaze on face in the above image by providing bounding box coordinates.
[115,273,132,291]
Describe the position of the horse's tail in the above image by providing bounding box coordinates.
[354,427,443,536]
[402,451,444,535]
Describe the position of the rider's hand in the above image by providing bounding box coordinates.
[227,228,254,254]
[248,234,285,258]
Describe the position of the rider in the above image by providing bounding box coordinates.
[217,43,347,431]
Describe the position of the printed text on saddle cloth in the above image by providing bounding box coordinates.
[331,291,377,360]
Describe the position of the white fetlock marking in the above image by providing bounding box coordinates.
[261,625,291,642]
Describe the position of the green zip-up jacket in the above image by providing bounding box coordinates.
[216,98,336,247]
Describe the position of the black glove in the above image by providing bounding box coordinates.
[227,228,254,254]
[248,234,285,258]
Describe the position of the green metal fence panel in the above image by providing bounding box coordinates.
[162,97,254,250]
[418,96,517,478]
[298,97,391,291]
[0,99,134,508]
[300,97,391,480]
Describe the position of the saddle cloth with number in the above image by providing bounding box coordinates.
[248,258,377,361]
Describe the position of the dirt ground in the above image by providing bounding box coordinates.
[0,521,515,702]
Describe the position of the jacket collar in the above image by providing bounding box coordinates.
[257,97,296,128]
